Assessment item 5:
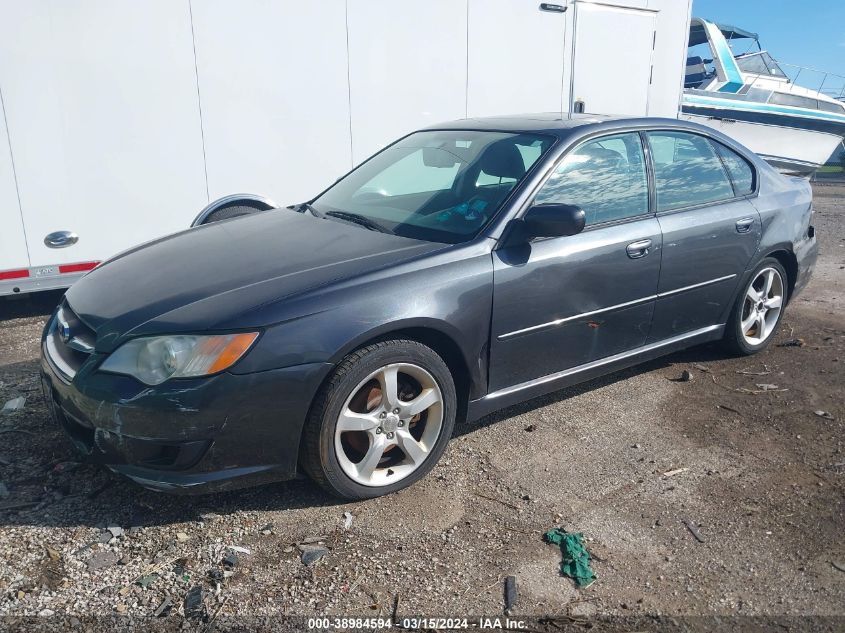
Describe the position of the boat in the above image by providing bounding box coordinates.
[681,17,845,176]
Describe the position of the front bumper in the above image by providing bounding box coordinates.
[41,348,332,493]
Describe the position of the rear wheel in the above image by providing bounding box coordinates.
[300,340,456,499]
[723,258,787,355]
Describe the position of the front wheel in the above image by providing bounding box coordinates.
[300,340,456,500]
[723,258,788,355]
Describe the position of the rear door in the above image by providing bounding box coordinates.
[646,130,761,341]
[570,3,656,115]
[490,131,661,391]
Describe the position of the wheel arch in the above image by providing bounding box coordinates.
[763,248,798,303]
[324,320,482,425]
[191,193,278,227]
[719,246,797,325]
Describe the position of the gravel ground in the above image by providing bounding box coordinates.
[0,185,843,629]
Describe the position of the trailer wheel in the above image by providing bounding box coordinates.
[191,194,278,227]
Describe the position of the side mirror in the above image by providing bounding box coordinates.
[522,203,586,238]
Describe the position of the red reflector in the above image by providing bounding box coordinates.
[59,261,100,274]
[0,268,30,280]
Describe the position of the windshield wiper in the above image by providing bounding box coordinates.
[287,202,324,218]
[325,210,392,234]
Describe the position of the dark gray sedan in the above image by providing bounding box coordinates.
[41,114,817,499]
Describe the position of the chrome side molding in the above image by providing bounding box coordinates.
[498,274,737,340]
[486,324,724,401]
[656,273,737,298]
[498,295,657,341]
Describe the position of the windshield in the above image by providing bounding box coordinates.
[311,130,554,243]
[736,52,788,79]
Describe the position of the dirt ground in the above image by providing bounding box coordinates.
[0,185,843,629]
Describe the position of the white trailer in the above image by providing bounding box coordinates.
[0,0,691,296]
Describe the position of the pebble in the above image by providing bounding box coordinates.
[87,550,119,571]
[298,544,329,566]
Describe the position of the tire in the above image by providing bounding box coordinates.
[723,257,788,356]
[300,340,457,500]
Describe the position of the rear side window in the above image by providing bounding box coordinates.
[647,131,734,212]
[535,132,649,226]
[712,141,755,196]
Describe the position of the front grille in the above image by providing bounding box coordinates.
[44,302,96,382]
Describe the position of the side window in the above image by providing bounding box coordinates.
[817,100,845,114]
[769,92,819,110]
[534,132,649,226]
[647,131,734,212]
[712,141,755,196]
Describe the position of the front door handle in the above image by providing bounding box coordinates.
[626,239,652,259]
[735,217,754,234]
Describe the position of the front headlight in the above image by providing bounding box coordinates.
[99,333,259,385]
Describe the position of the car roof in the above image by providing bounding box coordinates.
[421,113,708,138]
[419,113,764,165]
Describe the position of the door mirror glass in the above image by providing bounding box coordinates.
[523,203,586,238]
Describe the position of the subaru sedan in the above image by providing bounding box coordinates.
[41,115,817,499]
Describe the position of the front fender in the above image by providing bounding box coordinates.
[230,248,495,399]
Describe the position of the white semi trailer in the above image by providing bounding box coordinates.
[0,0,691,296]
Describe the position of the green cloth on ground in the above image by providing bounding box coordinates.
[544,528,596,588]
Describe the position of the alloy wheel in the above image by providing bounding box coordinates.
[334,363,444,487]
[740,267,784,346]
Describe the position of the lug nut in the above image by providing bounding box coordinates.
[398,420,405,427]
[386,432,394,439]
[376,428,382,434]
[392,408,400,414]
[379,412,387,419]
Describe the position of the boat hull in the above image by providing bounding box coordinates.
[681,111,844,176]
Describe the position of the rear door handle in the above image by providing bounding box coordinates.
[626,239,652,259]
[735,217,754,234]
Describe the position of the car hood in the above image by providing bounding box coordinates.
[66,209,445,352]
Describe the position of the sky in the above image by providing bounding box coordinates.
[692,0,845,95]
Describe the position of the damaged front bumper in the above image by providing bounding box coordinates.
[40,348,332,494]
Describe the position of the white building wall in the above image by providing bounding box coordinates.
[346,0,468,164]
[0,92,28,272]
[191,0,353,204]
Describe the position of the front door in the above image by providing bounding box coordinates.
[644,130,762,340]
[489,132,661,392]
